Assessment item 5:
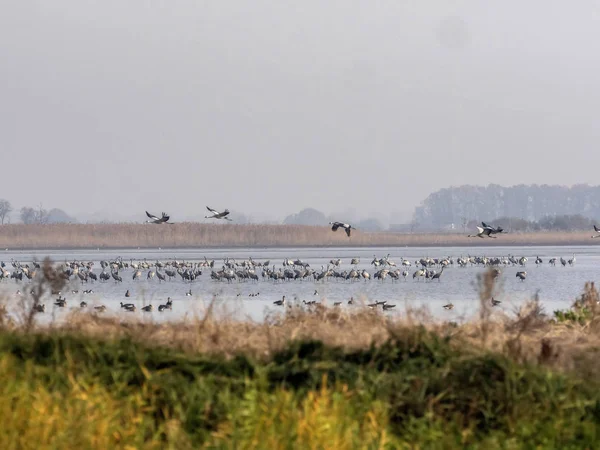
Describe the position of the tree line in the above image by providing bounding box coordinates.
[414,184,600,229]
[0,199,76,224]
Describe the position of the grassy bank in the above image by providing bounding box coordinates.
[0,223,597,249]
[3,279,600,448]
[1,321,600,449]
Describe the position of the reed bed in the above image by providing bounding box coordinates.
[0,223,596,248]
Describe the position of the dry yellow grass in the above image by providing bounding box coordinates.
[0,223,596,248]
[2,294,595,379]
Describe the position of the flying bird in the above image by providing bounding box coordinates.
[205,206,232,221]
[481,222,504,235]
[467,222,503,238]
[145,211,171,224]
[329,221,354,237]
[467,226,491,238]
[592,225,600,238]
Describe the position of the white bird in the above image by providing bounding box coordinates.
[205,206,232,221]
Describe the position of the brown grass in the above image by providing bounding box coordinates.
[1,292,598,378]
[2,263,600,377]
[0,223,597,248]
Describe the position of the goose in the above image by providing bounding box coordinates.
[568,254,576,266]
[348,297,354,305]
[186,288,192,296]
[125,289,131,298]
[333,301,342,306]
[516,271,527,281]
[382,304,396,310]
[80,301,87,308]
[141,304,153,312]
[145,211,171,224]
[443,303,454,310]
[158,298,173,312]
[120,301,135,310]
[592,225,600,238]
[329,221,354,237]
[94,305,106,312]
[205,206,232,221]
[491,297,501,306]
[54,297,67,307]
[34,303,45,313]
[273,295,286,306]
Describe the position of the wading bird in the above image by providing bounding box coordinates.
[145,211,171,224]
[329,221,354,237]
[205,206,232,221]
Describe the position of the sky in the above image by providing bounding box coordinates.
[1,1,600,224]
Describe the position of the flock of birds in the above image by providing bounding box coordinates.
[0,243,582,315]
[145,212,600,243]
[146,207,356,237]
[1,214,596,316]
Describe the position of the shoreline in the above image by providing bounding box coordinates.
[0,223,597,249]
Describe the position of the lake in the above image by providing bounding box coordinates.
[0,245,595,324]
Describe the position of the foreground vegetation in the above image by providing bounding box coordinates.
[0,223,598,248]
[3,268,600,448]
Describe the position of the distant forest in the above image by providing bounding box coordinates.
[414,184,600,229]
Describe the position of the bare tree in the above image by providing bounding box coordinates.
[20,207,36,224]
[20,204,50,224]
[36,203,49,224]
[0,199,12,224]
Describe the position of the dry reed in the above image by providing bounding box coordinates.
[0,223,597,249]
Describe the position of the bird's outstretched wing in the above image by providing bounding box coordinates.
[481,222,492,229]
[330,222,341,231]
[594,225,600,233]
[476,226,484,234]
[206,206,217,214]
[345,227,352,237]
[146,211,159,220]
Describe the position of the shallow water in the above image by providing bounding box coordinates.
[0,245,595,324]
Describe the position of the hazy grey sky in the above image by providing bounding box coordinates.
[1,1,599,222]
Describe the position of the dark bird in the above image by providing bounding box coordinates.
[491,297,501,307]
[329,221,354,237]
[516,271,527,281]
[592,225,600,238]
[145,211,171,224]
[482,222,504,235]
[443,302,454,310]
[205,206,232,221]
[273,295,286,306]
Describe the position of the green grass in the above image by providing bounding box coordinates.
[0,328,599,448]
